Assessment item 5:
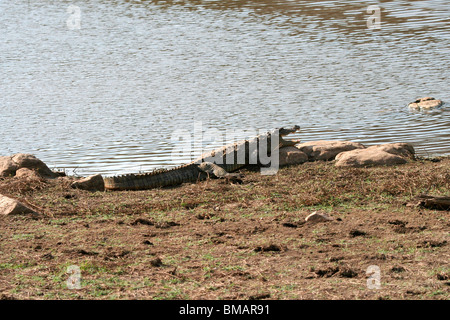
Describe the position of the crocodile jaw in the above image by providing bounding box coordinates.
[278,125,301,147]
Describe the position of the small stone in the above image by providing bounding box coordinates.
[305,211,333,223]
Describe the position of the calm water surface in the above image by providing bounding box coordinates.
[1,0,449,176]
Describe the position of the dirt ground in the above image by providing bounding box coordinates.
[0,157,449,300]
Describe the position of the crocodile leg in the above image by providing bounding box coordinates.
[197,162,243,184]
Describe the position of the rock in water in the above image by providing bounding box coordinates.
[408,97,443,110]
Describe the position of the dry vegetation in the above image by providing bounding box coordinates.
[0,157,449,300]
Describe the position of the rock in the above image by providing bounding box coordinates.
[296,140,366,161]
[365,143,415,159]
[408,97,443,110]
[335,148,408,168]
[0,194,39,216]
[278,147,308,166]
[71,174,105,191]
[0,156,18,177]
[15,168,43,180]
[335,142,415,168]
[305,211,333,223]
[0,153,56,178]
[11,154,56,178]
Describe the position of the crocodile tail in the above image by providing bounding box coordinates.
[103,163,205,191]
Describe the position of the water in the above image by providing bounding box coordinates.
[1,0,449,176]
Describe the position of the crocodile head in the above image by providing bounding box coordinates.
[277,125,301,147]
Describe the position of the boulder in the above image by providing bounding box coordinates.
[335,142,415,168]
[365,143,415,159]
[278,147,308,166]
[0,154,56,178]
[335,148,408,168]
[0,194,39,216]
[296,140,366,161]
[305,212,333,223]
[408,97,443,110]
[71,174,105,191]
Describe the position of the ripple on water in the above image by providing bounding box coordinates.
[0,0,449,176]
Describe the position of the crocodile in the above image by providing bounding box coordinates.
[103,125,300,191]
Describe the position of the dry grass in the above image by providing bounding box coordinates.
[0,157,449,300]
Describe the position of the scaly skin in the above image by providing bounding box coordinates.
[104,163,206,191]
[103,125,300,191]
